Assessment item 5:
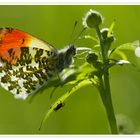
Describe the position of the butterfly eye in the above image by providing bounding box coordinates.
[68,45,76,55]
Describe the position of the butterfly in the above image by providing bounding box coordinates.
[0,27,76,100]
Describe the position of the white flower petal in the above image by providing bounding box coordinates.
[135,47,140,57]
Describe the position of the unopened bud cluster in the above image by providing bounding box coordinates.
[86,52,102,69]
[83,9,103,28]
[101,28,115,44]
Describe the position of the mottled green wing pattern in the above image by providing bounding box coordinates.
[0,47,58,100]
[0,28,76,100]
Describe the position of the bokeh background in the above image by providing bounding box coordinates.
[0,5,140,134]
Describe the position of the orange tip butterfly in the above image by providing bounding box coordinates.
[0,27,76,100]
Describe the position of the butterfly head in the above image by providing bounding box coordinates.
[57,44,76,72]
[66,44,76,56]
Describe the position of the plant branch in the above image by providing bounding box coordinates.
[95,25,118,134]
[103,71,118,134]
[95,26,106,62]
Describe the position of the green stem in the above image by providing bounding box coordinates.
[95,26,118,134]
[98,76,106,106]
[95,26,106,61]
[103,71,118,134]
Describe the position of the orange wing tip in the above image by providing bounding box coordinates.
[0,28,32,64]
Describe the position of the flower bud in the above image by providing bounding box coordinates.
[86,52,98,64]
[101,28,109,39]
[86,52,103,70]
[101,28,115,43]
[83,9,103,28]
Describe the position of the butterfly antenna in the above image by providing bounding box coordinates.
[71,27,86,44]
[69,21,78,44]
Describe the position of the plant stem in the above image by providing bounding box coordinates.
[95,26,106,61]
[95,26,118,134]
[103,71,118,134]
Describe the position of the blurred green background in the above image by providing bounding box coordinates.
[0,5,140,134]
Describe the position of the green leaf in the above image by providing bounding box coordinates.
[107,19,116,37]
[38,79,92,131]
[104,59,131,70]
[113,50,128,60]
[76,47,92,57]
[116,43,136,51]
[116,60,130,65]
[60,63,94,85]
[109,42,137,60]
[79,35,98,43]
[115,41,139,52]
[77,47,92,51]
[110,41,139,59]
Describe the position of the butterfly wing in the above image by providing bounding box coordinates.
[0,28,58,100]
